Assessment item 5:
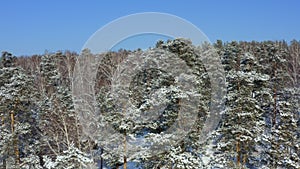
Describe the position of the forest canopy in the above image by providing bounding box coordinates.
[0,39,299,169]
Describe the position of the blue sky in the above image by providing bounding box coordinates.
[0,0,300,56]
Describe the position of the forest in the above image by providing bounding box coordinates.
[0,39,299,169]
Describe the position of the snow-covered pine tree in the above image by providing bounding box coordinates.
[210,41,243,168]
[289,87,300,164]
[39,52,89,168]
[43,143,92,169]
[258,42,299,168]
[276,88,300,168]
[134,39,211,169]
[95,39,212,169]
[0,52,41,169]
[211,42,270,168]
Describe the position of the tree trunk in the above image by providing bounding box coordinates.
[272,62,277,126]
[236,138,241,166]
[100,148,103,169]
[123,133,127,169]
[2,116,6,169]
[10,112,20,166]
[236,56,241,166]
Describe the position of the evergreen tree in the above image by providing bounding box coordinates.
[39,52,87,168]
[255,42,299,168]
[95,39,212,169]
[43,143,92,169]
[1,39,299,168]
[211,43,270,168]
[0,52,41,168]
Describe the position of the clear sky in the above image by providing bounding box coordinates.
[0,0,299,56]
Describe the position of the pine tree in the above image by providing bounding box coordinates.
[211,42,270,168]
[0,52,41,168]
[43,143,92,169]
[39,52,87,168]
[94,39,213,169]
[244,41,300,169]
